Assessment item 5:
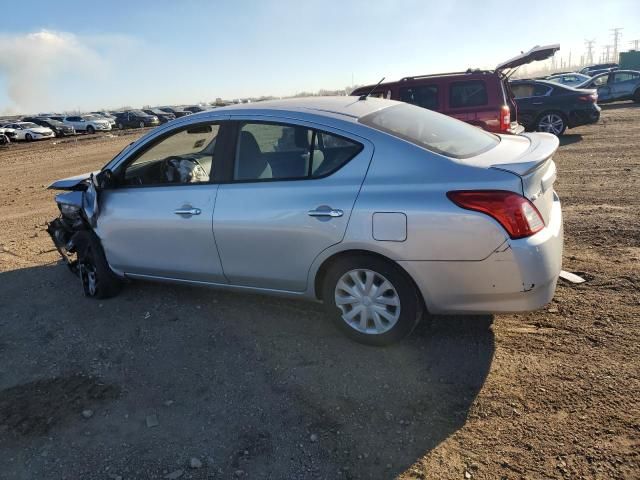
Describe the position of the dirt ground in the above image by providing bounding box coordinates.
[0,106,638,480]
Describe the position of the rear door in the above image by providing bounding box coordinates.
[212,118,373,291]
[398,82,442,113]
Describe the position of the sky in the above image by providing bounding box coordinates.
[1,0,638,114]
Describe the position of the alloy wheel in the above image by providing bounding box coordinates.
[537,113,565,135]
[334,269,401,334]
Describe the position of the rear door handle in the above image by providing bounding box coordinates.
[308,207,343,218]
[174,207,201,216]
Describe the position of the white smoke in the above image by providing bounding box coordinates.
[0,30,105,113]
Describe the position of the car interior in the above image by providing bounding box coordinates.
[234,124,361,181]
[121,123,362,186]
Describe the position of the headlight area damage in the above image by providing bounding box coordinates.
[46,173,122,299]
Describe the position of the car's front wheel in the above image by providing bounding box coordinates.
[536,111,567,136]
[633,89,640,103]
[76,232,122,299]
[139,121,145,128]
[86,125,95,134]
[322,255,423,346]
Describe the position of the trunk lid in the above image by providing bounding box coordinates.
[495,44,561,72]
[463,132,559,224]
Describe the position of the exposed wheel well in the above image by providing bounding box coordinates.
[313,249,427,312]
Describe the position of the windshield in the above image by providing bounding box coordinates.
[359,103,499,159]
[20,122,39,129]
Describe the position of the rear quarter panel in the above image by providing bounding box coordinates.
[339,135,522,261]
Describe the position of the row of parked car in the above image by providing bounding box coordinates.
[351,46,640,136]
[0,105,212,144]
[3,46,639,145]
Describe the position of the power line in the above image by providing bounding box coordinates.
[611,28,623,62]
[585,39,596,65]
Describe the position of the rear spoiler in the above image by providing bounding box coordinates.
[491,133,559,176]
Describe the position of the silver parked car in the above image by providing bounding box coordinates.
[577,70,640,103]
[47,97,563,345]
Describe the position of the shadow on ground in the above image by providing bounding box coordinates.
[559,134,583,146]
[599,101,640,111]
[0,264,494,479]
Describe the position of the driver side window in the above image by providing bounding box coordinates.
[123,123,220,186]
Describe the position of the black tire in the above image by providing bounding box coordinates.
[117,123,124,130]
[86,125,95,134]
[633,89,640,103]
[25,133,33,142]
[139,121,145,128]
[322,255,423,346]
[76,231,122,299]
[535,111,567,136]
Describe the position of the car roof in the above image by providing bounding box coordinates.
[200,96,397,121]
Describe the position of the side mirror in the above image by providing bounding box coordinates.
[96,169,115,189]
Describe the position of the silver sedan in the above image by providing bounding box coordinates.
[47,97,563,345]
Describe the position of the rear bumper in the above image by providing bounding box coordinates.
[400,192,563,314]
[568,105,600,128]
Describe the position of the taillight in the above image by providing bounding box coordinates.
[499,105,511,132]
[577,93,598,103]
[446,190,545,239]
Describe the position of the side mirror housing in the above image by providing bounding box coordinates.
[96,169,115,189]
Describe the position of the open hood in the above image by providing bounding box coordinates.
[48,171,99,191]
[496,44,560,72]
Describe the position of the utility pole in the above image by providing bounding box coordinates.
[603,45,613,63]
[585,39,596,65]
[630,39,640,50]
[611,27,623,62]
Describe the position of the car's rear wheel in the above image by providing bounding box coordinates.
[86,125,95,134]
[633,89,640,103]
[76,232,122,299]
[25,133,33,142]
[536,112,567,136]
[322,255,423,346]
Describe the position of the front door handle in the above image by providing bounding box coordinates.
[174,207,201,216]
[308,207,343,218]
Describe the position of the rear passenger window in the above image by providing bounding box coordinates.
[399,85,439,110]
[234,123,362,181]
[533,84,552,96]
[449,80,488,108]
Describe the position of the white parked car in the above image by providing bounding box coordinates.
[1,122,55,141]
[0,126,16,144]
[63,115,112,134]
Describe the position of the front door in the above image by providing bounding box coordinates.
[97,121,227,283]
[213,119,373,291]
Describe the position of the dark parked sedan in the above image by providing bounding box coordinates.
[22,117,76,137]
[509,80,600,135]
[184,105,209,113]
[143,109,176,124]
[114,111,160,129]
[158,107,192,118]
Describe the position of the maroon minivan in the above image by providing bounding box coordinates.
[351,45,559,135]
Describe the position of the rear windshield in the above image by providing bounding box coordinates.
[359,103,499,159]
